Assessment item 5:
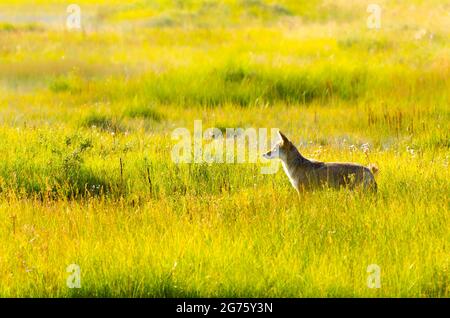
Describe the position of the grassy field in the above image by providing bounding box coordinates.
[0,0,449,297]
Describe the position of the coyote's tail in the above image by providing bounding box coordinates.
[368,163,379,175]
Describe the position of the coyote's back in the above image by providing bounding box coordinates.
[300,160,378,191]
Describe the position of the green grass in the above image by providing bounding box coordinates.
[0,0,448,297]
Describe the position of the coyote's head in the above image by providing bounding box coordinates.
[262,131,292,161]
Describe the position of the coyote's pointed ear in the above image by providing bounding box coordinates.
[278,131,289,144]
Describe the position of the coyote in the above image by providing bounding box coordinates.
[263,131,378,192]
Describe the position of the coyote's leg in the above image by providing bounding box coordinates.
[363,173,377,192]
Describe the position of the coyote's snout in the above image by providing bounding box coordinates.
[263,131,378,192]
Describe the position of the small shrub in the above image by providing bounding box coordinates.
[124,104,163,122]
[81,113,123,133]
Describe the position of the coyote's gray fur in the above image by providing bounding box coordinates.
[263,131,378,192]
